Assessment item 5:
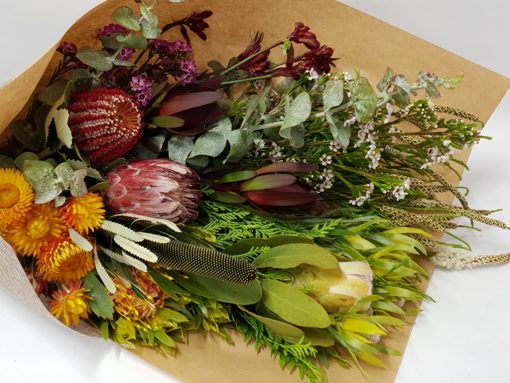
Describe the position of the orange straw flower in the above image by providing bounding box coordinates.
[60,192,106,235]
[48,281,91,326]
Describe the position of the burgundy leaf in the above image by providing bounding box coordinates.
[159,91,223,115]
[256,162,319,175]
[245,190,318,207]
[240,174,296,192]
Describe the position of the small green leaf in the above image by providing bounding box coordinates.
[52,108,72,148]
[167,135,194,165]
[351,76,377,123]
[0,155,16,169]
[100,321,110,341]
[38,80,68,106]
[76,48,114,72]
[112,6,140,31]
[155,329,175,347]
[10,120,41,151]
[14,152,38,171]
[211,191,246,204]
[240,174,296,192]
[189,118,232,158]
[116,34,148,49]
[377,67,395,92]
[148,269,190,299]
[158,308,189,323]
[191,275,262,305]
[239,306,304,338]
[253,243,338,270]
[323,80,344,111]
[224,129,255,163]
[304,328,336,347]
[342,317,386,335]
[261,279,331,328]
[218,170,256,184]
[84,273,115,320]
[326,111,350,148]
[152,116,185,129]
[281,92,312,130]
[225,235,313,255]
[140,5,161,39]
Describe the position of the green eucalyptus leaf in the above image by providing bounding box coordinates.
[239,306,304,338]
[323,80,344,111]
[185,155,209,168]
[167,135,194,165]
[69,169,88,197]
[116,34,148,49]
[191,275,262,305]
[84,273,115,320]
[352,76,377,123]
[253,243,338,270]
[281,92,311,130]
[38,80,68,106]
[391,75,411,108]
[261,279,331,328]
[10,120,41,151]
[14,152,38,171]
[140,5,161,39]
[76,48,114,72]
[377,67,395,92]
[189,118,232,158]
[326,111,350,148]
[224,129,255,163]
[112,6,141,31]
[23,160,54,181]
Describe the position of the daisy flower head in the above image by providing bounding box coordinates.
[0,168,34,233]
[6,203,66,257]
[37,235,95,283]
[48,281,90,326]
[60,193,105,235]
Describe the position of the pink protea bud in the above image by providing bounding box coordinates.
[68,88,144,166]
[104,159,202,223]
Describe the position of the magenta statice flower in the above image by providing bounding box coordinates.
[119,48,135,61]
[57,41,78,56]
[171,40,192,55]
[96,23,129,39]
[129,74,153,107]
[178,58,198,84]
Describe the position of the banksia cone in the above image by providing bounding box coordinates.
[104,159,201,223]
[68,88,143,166]
[145,240,257,285]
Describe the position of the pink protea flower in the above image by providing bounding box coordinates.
[104,159,202,223]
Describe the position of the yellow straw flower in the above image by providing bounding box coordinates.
[48,281,90,326]
[60,192,105,235]
[6,203,66,257]
[37,235,95,283]
[0,168,34,233]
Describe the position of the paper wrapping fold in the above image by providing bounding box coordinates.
[0,0,508,382]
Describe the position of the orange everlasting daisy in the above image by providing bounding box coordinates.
[0,168,34,233]
[37,235,95,283]
[60,192,105,235]
[6,203,66,257]
[48,281,91,326]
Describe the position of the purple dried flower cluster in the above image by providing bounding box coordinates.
[147,39,197,84]
[96,23,130,39]
[129,74,153,108]
[148,39,193,56]
[178,58,198,84]
[119,47,135,61]
[57,41,78,56]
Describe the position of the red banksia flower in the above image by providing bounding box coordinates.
[214,162,319,208]
[104,159,202,223]
[68,88,144,166]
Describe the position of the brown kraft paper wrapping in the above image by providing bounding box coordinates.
[0,1,508,382]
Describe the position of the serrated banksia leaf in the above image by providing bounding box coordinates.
[68,88,143,166]
[104,159,201,223]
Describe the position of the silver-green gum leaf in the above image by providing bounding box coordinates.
[112,6,141,31]
[323,80,344,111]
[352,76,377,123]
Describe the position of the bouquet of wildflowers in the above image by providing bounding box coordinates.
[0,1,507,381]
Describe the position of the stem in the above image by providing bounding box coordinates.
[220,41,283,76]
[221,74,272,86]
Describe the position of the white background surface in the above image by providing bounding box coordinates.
[0,1,509,382]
